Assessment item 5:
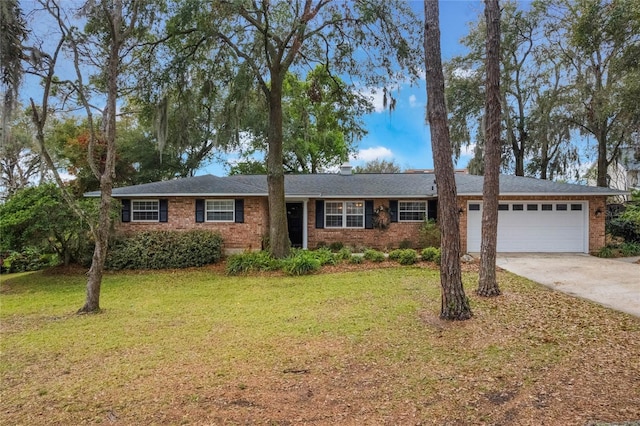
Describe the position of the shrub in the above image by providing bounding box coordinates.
[336,247,352,261]
[389,249,417,265]
[4,248,53,273]
[311,247,337,265]
[226,251,280,275]
[106,230,223,270]
[349,255,363,264]
[419,219,441,248]
[328,241,344,252]
[607,199,640,243]
[282,250,321,275]
[363,249,385,263]
[597,246,615,258]
[620,242,640,257]
[421,247,441,264]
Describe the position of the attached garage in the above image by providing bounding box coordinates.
[466,201,588,253]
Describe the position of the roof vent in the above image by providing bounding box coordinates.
[340,163,352,176]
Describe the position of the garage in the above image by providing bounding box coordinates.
[466,201,588,253]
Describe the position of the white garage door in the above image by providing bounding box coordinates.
[467,201,588,253]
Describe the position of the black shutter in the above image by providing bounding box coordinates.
[389,200,398,223]
[315,200,324,229]
[428,200,438,220]
[235,199,244,223]
[121,199,131,222]
[159,199,168,222]
[365,200,374,229]
[195,199,205,223]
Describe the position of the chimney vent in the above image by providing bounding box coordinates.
[340,163,352,176]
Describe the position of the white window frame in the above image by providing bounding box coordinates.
[399,200,427,222]
[205,199,235,222]
[132,199,159,222]
[325,200,364,229]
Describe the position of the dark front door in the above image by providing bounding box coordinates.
[286,202,304,248]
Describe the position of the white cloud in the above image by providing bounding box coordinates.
[409,94,418,108]
[354,146,394,162]
[459,143,476,157]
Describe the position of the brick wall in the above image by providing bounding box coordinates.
[116,194,608,254]
[307,198,424,250]
[115,196,269,252]
[457,195,607,254]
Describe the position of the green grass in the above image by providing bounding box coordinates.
[1,266,639,425]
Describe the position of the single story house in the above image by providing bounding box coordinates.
[93,165,626,254]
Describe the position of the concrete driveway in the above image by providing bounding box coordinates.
[496,253,640,317]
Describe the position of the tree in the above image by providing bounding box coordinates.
[424,0,472,320]
[166,0,420,258]
[354,159,402,174]
[227,66,372,174]
[477,0,502,297]
[444,1,578,179]
[0,0,28,133]
[19,0,159,313]
[550,0,640,187]
[0,184,94,266]
[0,108,43,199]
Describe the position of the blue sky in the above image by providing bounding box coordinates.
[352,1,483,173]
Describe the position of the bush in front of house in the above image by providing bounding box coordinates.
[282,250,322,275]
[106,230,223,270]
[3,248,55,273]
[226,251,281,274]
[421,247,441,264]
[607,192,640,243]
[363,249,385,263]
[419,219,441,248]
[388,249,418,265]
[336,247,352,261]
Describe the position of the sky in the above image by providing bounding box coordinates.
[205,0,486,176]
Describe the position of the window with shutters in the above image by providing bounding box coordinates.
[325,201,364,228]
[132,200,159,222]
[399,201,427,221]
[206,199,234,222]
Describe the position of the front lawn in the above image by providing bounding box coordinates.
[1,266,639,425]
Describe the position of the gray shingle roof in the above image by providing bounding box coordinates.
[86,173,627,198]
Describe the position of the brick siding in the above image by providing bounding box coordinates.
[116,195,608,254]
[115,196,269,252]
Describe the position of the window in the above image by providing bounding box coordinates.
[527,204,538,211]
[571,204,583,211]
[542,204,553,211]
[512,204,524,211]
[206,200,234,222]
[132,200,159,221]
[556,204,568,211]
[498,204,509,211]
[399,201,427,221]
[325,201,364,228]
[469,203,480,211]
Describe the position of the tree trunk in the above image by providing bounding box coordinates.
[424,0,471,321]
[266,73,290,258]
[597,128,608,187]
[477,0,502,297]
[78,0,121,313]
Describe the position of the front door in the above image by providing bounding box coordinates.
[286,202,304,248]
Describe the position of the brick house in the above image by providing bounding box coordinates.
[97,166,626,254]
